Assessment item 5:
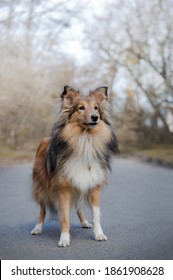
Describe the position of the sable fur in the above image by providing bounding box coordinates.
[31,85,118,246]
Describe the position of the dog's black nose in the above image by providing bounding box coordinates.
[91,115,98,122]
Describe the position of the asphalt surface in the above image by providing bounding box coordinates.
[0,158,173,260]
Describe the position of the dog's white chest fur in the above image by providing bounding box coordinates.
[64,132,105,191]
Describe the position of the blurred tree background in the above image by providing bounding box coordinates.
[0,0,173,163]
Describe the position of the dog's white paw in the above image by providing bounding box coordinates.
[95,233,107,241]
[31,224,42,235]
[81,220,92,228]
[58,232,70,247]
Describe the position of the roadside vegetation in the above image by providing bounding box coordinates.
[0,0,173,166]
[120,144,173,167]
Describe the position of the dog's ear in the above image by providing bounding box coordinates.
[61,86,80,107]
[90,86,108,105]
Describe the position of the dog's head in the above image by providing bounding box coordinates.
[61,85,108,129]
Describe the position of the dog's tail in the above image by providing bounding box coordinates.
[33,137,51,184]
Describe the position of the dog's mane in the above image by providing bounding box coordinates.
[46,96,118,177]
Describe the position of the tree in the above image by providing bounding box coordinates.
[0,0,84,147]
[82,0,173,143]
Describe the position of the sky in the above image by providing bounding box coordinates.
[57,0,106,64]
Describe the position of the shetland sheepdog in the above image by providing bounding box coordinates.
[31,85,118,247]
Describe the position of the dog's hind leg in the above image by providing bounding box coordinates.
[75,194,92,228]
[77,208,92,228]
[31,201,46,235]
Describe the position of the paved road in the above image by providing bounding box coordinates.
[0,158,173,260]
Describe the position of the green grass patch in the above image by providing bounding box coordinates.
[0,144,35,166]
[1,143,173,166]
[136,145,173,163]
[121,144,173,164]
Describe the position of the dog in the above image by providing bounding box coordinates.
[31,85,118,247]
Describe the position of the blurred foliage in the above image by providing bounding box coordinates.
[119,144,173,168]
[0,0,173,159]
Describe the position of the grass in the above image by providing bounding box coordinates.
[0,143,173,167]
[135,145,173,164]
[0,144,35,166]
[120,144,173,166]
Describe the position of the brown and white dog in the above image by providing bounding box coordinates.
[31,86,118,246]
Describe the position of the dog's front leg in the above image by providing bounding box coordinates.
[58,189,72,247]
[88,186,107,241]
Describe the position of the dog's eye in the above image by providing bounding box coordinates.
[94,105,98,110]
[79,106,85,110]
